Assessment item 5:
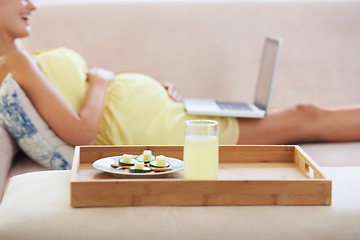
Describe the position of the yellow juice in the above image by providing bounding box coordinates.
[183,135,219,180]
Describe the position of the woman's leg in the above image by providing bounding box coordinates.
[236,103,360,145]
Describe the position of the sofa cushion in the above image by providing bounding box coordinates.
[0,74,73,170]
[300,142,360,167]
[0,168,359,239]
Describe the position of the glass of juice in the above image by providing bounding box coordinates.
[183,120,219,180]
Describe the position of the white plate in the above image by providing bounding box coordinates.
[93,156,184,177]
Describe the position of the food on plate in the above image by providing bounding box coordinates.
[143,150,152,161]
[149,155,170,168]
[121,154,133,163]
[118,154,136,166]
[110,163,120,168]
[110,154,136,169]
[110,152,174,173]
[135,150,156,163]
[129,161,152,173]
[156,155,167,167]
[148,155,172,172]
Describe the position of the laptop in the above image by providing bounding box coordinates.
[183,36,282,118]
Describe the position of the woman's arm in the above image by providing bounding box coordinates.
[4,49,113,146]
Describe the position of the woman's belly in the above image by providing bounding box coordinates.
[94,73,186,145]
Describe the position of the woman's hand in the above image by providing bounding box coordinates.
[161,81,182,103]
[86,68,114,86]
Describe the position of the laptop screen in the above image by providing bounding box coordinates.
[254,37,282,111]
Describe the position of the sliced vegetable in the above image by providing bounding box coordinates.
[129,166,152,173]
[118,157,137,166]
[136,153,156,163]
[149,160,170,168]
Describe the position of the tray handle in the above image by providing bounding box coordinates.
[294,146,326,179]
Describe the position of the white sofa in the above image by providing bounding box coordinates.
[1,0,360,199]
[0,168,359,240]
[1,1,360,239]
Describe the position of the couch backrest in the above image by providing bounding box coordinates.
[22,0,360,107]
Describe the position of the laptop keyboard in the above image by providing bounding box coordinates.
[216,101,252,111]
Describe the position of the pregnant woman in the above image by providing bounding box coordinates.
[1,0,360,155]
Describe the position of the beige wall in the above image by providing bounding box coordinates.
[24,0,360,108]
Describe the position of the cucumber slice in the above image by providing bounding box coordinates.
[149,160,170,168]
[129,166,152,173]
[118,157,136,166]
[135,154,156,163]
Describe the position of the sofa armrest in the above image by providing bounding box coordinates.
[0,125,18,200]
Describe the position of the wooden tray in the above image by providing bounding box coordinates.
[70,145,331,207]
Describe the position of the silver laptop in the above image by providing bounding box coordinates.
[183,36,282,118]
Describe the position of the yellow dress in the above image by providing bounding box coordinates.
[34,48,239,145]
